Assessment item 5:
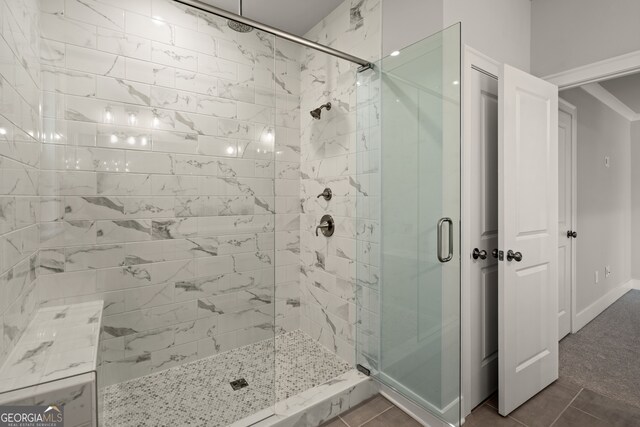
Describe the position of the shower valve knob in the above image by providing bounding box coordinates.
[315,215,335,237]
[317,188,332,201]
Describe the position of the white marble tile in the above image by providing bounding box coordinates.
[96,219,152,243]
[125,57,174,87]
[97,76,151,106]
[173,25,217,55]
[97,28,152,60]
[97,173,151,195]
[65,244,125,272]
[197,53,237,80]
[151,41,197,72]
[66,45,125,77]
[174,111,218,135]
[150,0,199,29]
[42,65,96,97]
[175,70,217,96]
[40,11,97,48]
[150,86,196,112]
[196,94,237,118]
[65,0,125,31]
[124,12,174,45]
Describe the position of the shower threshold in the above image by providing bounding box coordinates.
[102,330,371,427]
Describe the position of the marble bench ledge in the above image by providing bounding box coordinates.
[0,300,103,394]
[231,369,377,427]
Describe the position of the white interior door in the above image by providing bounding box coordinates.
[469,67,499,410]
[498,64,559,416]
[557,102,575,340]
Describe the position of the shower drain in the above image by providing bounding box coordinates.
[230,378,249,391]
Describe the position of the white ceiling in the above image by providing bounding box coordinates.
[600,73,640,114]
[200,0,344,36]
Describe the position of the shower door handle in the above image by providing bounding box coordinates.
[437,217,453,263]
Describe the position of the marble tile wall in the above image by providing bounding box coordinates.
[0,0,42,367]
[299,0,380,365]
[36,0,302,386]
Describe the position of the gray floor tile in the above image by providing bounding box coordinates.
[321,418,349,427]
[361,407,422,427]
[340,395,393,426]
[552,407,609,427]
[465,404,526,427]
[570,388,640,426]
[509,381,581,427]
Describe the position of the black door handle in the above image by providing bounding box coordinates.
[567,230,577,238]
[507,250,523,262]
[492,249,499,259]
[472,248,487,260]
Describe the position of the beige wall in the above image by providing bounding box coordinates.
[382,0,531,72]
[561,88,632,313]
[631,121,640,280]
[532,0,640,77]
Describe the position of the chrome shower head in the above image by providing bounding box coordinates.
[310,102,331,120]
[227,20,253,33]
[227,0,253,33]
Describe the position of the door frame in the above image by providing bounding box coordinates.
[544,49,640,90]
[558,98,578,334]
[461,47,640,420]
[461,46,500,419]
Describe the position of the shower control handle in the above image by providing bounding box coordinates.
[315,215,335,237]
[317,188,332,201]
[472,248,487,260]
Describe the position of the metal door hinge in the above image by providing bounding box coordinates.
[356,364,371,376]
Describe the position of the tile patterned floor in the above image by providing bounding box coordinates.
[102,330,351,427]
[321,395,421,427]
[326,379,640,427]
[466,379,640,427]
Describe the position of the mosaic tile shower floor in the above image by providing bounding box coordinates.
[102,330,351,427]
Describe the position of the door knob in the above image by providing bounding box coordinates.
[567,230,577,238]
[472,248,487,260]
[315,214,334,237]
[491,249,499,259]
[317,188,332,201]
[507,250,523,262]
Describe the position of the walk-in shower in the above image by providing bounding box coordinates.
[0,0,462,425]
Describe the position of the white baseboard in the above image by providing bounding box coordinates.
[573,280,633,332]
[632,279,640,290]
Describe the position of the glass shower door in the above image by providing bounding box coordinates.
[356,24,461,426]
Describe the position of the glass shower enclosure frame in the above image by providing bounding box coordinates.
[356,23,462,426]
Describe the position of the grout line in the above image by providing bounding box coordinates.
[571,406,609,423]
[356,405,395,427]
[549,388,583,426]
[481,401,527,426]
[506,414,528,427]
